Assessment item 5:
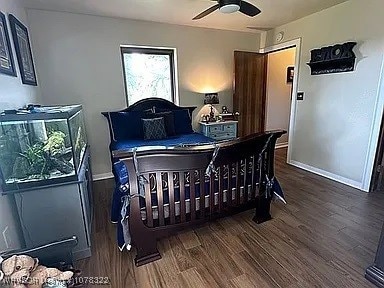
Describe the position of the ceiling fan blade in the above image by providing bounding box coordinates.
[192,4,220,20]
[240,1,261,17]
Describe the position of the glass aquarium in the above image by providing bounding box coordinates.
[0,105,87,192]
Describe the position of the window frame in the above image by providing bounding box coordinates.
[120,46,177,106]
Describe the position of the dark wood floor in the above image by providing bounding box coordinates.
[78,148,384,287]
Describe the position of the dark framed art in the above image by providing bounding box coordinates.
[287,66,294,83]
[9,14,37,86]
[0,12,16,76]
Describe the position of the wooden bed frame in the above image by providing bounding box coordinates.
[107,98,285,266]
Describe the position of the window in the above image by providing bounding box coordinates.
[121,46,177,105]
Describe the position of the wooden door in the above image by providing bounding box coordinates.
[233,51,268,137]
[371,111,384,192]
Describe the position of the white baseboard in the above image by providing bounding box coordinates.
[93,172,114,181]
[289,160,366,192]
[275,142,288,149]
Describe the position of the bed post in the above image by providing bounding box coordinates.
[252,132,280,224]
[253,196,272,224]
[127,166,161,266]
[129,195,161,266]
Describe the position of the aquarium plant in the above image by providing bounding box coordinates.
[11,130,74,181]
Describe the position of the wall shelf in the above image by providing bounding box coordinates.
[307,42,357,75]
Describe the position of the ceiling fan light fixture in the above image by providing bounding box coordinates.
[193,0,260,20]
[220,4,240,13]
[219,0,241,14]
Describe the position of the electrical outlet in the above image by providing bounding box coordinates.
[2,226,9,249]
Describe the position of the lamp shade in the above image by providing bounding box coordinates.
[204,93,219,105]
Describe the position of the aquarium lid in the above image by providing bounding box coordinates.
[0,105,82,121]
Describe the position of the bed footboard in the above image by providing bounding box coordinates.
[116,130,285,266]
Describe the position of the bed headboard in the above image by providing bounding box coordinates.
[119,98,196,115]
[101,98,197,145]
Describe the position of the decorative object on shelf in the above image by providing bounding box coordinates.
[0,12,16,77]
[220,111,240,121]
[201,114,210,123]
[221,106,229,114]
[307,42,357,75]
[287,66,294,83]
[204,93,219,122]
[219,113,233,121]
[9,14,37,86]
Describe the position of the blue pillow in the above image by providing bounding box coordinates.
[173,109,193,134]
[104,111,145,141]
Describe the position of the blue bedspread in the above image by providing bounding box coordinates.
[111,133,214,151]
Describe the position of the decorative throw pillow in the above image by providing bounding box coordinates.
[173,109,194,134]
[156,111,176,136]
[143,111,176,136]
[142,117,167,140]
[102,111,144,141]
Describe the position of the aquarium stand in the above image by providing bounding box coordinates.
[13,149,93,260]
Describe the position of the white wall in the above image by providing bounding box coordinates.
[26,9,260,177]
[0,0,40,252]
[263,0,384,191]
[266,48,295,145]
[0,0,40,109]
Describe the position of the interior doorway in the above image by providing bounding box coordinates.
[370,111,384,192]
[233,38,301,162]
[265,47,296,148]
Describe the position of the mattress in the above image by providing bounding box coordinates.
[141,186,254,220]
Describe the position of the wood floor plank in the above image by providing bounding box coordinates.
[237,232,298,287]
[230,252,280,288]
[179,268,212,288]
[194,226,243,280]
[168,235,194,273]
[77,148,382,288]
[188,246,228,287]
[177,231,201,250]
[210,222,246,255]
[230,273,269,288]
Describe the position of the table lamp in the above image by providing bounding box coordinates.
[204,93,219,122]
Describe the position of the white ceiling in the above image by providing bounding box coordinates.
[23,0,350,32]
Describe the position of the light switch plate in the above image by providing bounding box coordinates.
[297,92,304,101]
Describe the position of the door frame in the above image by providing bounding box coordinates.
[259,38,302,165]
[362,54,384,192]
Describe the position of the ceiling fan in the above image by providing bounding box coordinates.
[193,0,261,20]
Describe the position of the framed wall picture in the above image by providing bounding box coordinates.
[287,66,294,83]
[0,12,16,76]
[9,14,37,86]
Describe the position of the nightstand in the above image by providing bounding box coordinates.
[199,121,238,140]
